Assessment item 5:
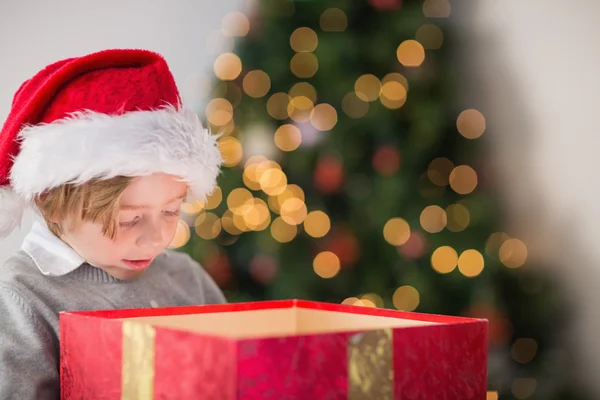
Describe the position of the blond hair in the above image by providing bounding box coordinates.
[36,176,133,240]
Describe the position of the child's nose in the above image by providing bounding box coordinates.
[136,220,166,248]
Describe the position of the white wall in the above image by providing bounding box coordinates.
[0,0,244,259]
[453,0,600,394]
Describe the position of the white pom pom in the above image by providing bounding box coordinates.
[0,187,26,237]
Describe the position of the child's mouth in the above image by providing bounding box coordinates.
[122,259,153,270]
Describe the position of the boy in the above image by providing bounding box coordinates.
[0,49,226,399]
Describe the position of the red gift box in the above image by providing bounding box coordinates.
[60,299,488,399]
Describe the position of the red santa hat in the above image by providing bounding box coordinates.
[0,48,222,237]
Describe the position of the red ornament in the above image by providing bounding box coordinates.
[369,0,402,11]
[202,248,232,287]
[465,304,513,346]
[314,156,344,195]
[373,145,401,176]
[249,254,279,285]
[320,227,360,267]
[398,230,427,259]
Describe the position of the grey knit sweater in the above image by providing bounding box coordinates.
[0,248,226,399]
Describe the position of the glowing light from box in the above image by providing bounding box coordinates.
[511,378,537,399]
[288,96,314,123]
[320,8,348,32]
[267,92,292,120]
[313,251,341,278]
[342,92,369,118]
[499,238,528,268]
[221,12,250,37]
[449,165,478,195]
[290,27,318,52]
[354,74,381,102]
[274,124,302,152]
[458,249,484,278]
[206,98,233,127]
[416,24,444,50]
[383,218,411,246]
[213,53,242,81]
[243,70,271,98]
[304,211,331,238]
[420,205,447,233]
[511,338,538,364]
[457,109,486,139]
[194,212,222,240]
[280,198,308,225]
[218,137,243,168]
[271,216,298,243]
[310,103,338,131]
[423,0,451,18]
[392,285,420,311]
[431,246,458,273]
[396,40,425,67]
[168,220,191,248]
[290,53,319,78]
[445,204,470,232]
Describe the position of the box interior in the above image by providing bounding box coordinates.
[124,306,438,339]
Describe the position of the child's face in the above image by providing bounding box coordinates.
[61,173,188,280]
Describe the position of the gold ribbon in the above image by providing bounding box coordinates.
[348,328,394,400]
[121,321,156,400]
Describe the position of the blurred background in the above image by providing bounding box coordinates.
[1,0,598,399]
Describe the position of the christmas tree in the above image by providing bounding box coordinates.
[173,0,585,398]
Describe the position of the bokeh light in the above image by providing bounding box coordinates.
[310,103,338,131]
[499,238,528,268]
[290,53,319,78]
[274,124,302,152]
[416,24,444,50]
[194,212,222,240]
[320,8,348,32]
[222,12,250,37]
[423,0,451,18]
[383,218,411,246]
[271,216,298,243]
[313,251,341,278]
[243,70,271,98]
[396,40,425,67]
[431,246,458,273]
[168,220,191,248]
[449,165,478,195]
[457,109,486,139]
[420,205,447,233]
[355,74,381,102]
[290,27,318,52]
[218,136,243,167]
[342,92,369,118]
[213,53,242,81]
[445,203,470,232]
[304,211,331,238]
[458,249,485,278]
[393,285,420,311]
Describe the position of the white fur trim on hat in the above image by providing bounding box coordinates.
[0,186,26,236]
[10,105,223,204]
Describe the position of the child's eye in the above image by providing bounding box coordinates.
[119,218,139,228]
[163,210,181,217]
